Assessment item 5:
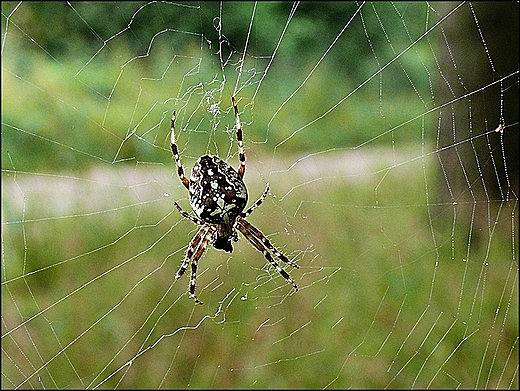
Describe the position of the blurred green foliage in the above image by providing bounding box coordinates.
[2,1,438,173]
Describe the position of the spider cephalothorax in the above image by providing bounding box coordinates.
[171,97,298,304]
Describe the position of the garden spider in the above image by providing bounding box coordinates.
[170,97,299,304]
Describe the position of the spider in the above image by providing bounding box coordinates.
[170,97,299,304]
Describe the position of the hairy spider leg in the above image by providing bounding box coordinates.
[236,219,299,290]
[174,201,203,225]
[242,183,270,218]
[175,225,207,282]
[170,111,189,189]
[175,224,216,304]
[189,227,215,304]
[232,97,246,179]
[238,218,299,268]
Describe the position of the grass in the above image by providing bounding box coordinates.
[2,153,517,388]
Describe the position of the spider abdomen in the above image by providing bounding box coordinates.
[189,155,248,225]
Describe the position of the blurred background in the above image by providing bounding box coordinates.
[2,2,518,388]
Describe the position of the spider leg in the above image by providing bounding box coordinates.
[175,225,208,280]
[232,97,246,179]
[236,219,298,291]
[170,111,189,189]
[242,183,270,218]
[176,225,216,304]
[188,227,216,304]
[175,201,204,225]
[238,218,299,268]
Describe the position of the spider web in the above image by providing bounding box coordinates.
[2,2,518,389]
